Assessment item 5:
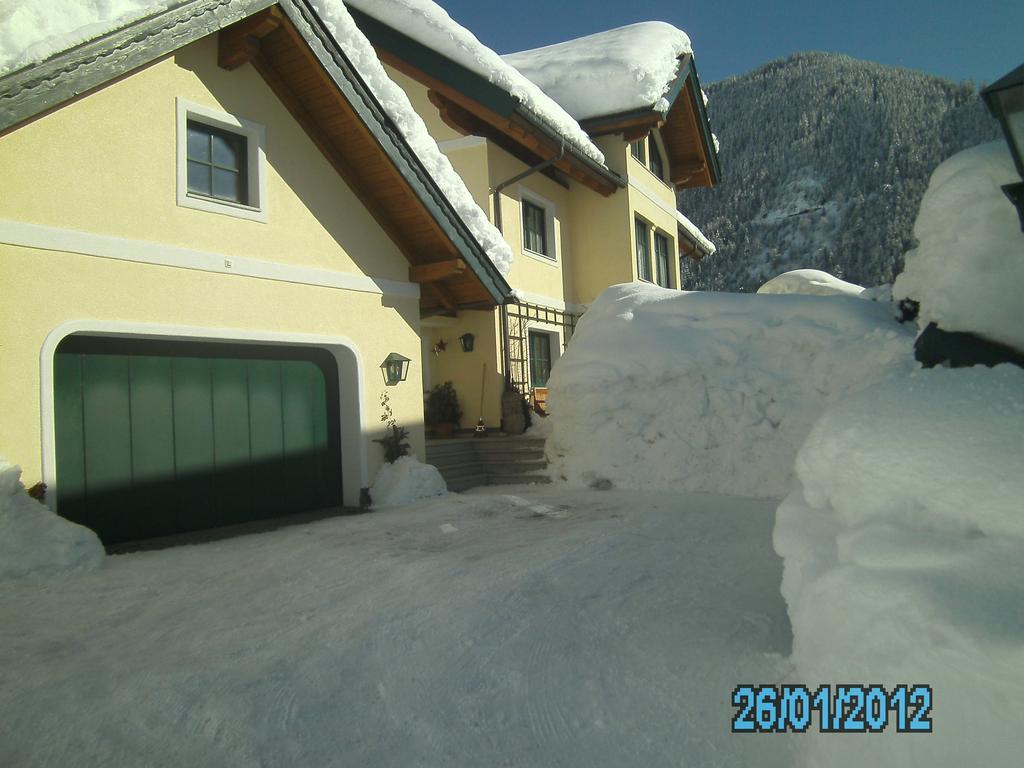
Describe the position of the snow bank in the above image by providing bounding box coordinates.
[0,460,104,580]
[774,365,1024,767]
[0,1,515,274]
[504,23,692,121]
[757,268,865,297]
[546,283,915,498]
[346,0,605,165]
[893,141,1024,352]
[370,456,447,508]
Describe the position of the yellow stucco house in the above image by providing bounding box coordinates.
[346,3,720,429]
[0,0,514,542]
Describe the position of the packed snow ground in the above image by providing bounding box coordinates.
[546,283,916,498]
[0,486,796,768]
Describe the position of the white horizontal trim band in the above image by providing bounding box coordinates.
[510,288,584,315]
[0,218,421,300]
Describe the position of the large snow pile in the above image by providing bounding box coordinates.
[774,365,1024,767]
[757,268,865,297]
[546,283,915,498]
[346,0,605,165]
[0,460,104,580]
[503,23,692,120]
[0,1,515,275]
[893,141,1024,352]
[370,455,447,507]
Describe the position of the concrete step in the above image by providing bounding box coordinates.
[434,462,488,482]
[478,458,548,473]
[487,472,552,486]
[446,473,490,492]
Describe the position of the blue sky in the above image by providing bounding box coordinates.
[437,0,1022,86]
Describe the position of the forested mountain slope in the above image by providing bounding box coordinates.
[681,52,1000,292]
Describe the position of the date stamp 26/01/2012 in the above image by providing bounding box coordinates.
[732,684,933,734]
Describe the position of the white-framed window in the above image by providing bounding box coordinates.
[654,230,673,288]
[648,134,665,181]
[635,216,652,282]
[518,187,557,262]
[176,98,267,222]
[526,325,562,388]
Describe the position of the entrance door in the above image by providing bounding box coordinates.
[54,336,342,543]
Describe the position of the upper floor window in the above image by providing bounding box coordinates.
[630,139,646,164]
[635,217,652,282]
[654,231,672,288]
[176,98,267,223]
[187,121,249,204]
[521,197,552,259]
[648,139,665,181]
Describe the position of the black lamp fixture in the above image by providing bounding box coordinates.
[380,352,411,386]
[981,62,1024,231]
[458,332,475,352]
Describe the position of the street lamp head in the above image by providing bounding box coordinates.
[981,62,1024,231]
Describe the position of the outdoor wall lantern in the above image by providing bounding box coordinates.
[380,352,411,386]
[458,332,475,352]
[981,62,1024,231]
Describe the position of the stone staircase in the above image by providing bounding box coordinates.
[425,435,550,492]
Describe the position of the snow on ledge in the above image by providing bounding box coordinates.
[503,22,693,122]
[675,210,716,255]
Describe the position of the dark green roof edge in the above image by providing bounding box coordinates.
[347,7,519,117]
[680,55,721,185]
[348,6,623,191]
[0,0,511,304]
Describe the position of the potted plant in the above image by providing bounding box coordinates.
[425,381,463,438]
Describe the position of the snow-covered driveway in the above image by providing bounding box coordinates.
[0,488,794,767]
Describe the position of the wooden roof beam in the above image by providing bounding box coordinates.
[410,259,467,283]
[218,7,283,70]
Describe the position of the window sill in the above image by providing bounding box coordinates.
[521,247,558,266]
[179,192,267,223]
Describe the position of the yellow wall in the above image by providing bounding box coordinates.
[422,311,504,428]
[0,37,411,283]
[0,36,429,503]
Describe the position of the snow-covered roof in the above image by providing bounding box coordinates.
[0,0,515,276]
[344,0,606,166]
[0,0,180,76]
[503,22,692,121]
[675,210,716,256]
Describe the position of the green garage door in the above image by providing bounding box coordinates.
[54,336,342,544]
